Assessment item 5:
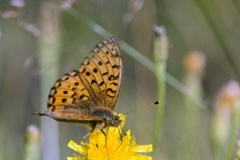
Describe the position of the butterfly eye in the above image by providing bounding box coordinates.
[103,117,112,125]
[108,116,120,127]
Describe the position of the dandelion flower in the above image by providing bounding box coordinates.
[67,114,152,160]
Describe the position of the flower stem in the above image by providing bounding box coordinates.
[152,25,168,158]
[224,107,240,160]
[38,2,61,160]
[23,125,40,160]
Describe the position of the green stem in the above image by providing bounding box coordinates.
[38,2,61,160]
[224,108,240,160]
[152,25,168,158]
[23,125,40,160]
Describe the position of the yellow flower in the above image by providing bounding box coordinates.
[67,114,152,160]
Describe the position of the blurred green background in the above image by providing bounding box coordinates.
[1,0,240,160]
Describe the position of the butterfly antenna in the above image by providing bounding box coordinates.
[113,122,125,154]
[122,101,160,116]
[32,112,46,116]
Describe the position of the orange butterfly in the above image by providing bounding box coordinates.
[34,37,122,135]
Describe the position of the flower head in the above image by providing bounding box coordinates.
[67,114,152,160]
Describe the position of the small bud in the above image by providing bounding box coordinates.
[215,80,240,110]
[183,51,206,75]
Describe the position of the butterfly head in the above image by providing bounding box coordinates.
[104,114,121,127]
[93,108,122,128]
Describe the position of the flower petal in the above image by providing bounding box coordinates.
[67,114,153,160]
[67,156,86,160]
[68,140,85,155]
[134,144,153,152]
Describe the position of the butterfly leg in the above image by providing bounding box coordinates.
[82,131,91,140]
[82,132,91,160]
[113,124,125,154]
[100,129,110,159]
[81,123,101,160]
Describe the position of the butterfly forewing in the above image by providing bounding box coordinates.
[45,37,122,123]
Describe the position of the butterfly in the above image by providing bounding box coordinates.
[34,37,122,135]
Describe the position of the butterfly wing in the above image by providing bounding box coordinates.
[79,37,122,110]
[45,37,122,122]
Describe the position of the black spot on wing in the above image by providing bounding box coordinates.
[99,81,104,86]
[102,72,108,76]
[93,68,98,73]
[91,79,97,85]
[62,98,67,103]
[110,82,118,86]
[108,74,120,80]
[98,61,103,66]
[112,65,120,69]
[106,88,117,98]
[86,72,91,76]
